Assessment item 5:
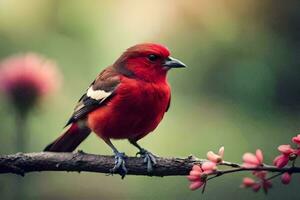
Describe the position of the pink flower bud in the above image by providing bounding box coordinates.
[262,180,272,193]
[189,170,201,176]
[192,165,202,172]
[188,165,206,191]
[281,172,291,184]
[202,161,217,173]
[242,149,264,168]
[218,146,225,158]
[273,154,289,168]
[206,146,224,163]
[189,181,204,190]
[187,175,200,181]
[242,177,255,187]
[256,149,263,164]
[292,134,300,145]
[253,171,267,179]
[207,151,221,163]
[278,145,294,155]
[243,153,259,165]
[252,184,261,192]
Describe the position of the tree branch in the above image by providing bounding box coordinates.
[0,152,204,177]
[1,152,300,178]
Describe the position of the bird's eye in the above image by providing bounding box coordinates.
[148,54,159,61]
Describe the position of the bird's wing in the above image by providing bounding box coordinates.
[166,96,171,112]
[65,67,120,126]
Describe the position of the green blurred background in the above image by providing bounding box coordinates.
[1,0,300,199]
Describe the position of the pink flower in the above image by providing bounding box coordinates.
[241,177,261,192]
[241,172,272,193]
[292,134,300,145]
[242,177,256,187]
[273,145,297,168]
[242,149,264,168]
[261,179,272,193]
[252,171,267,179]
[207,146,224,163]
[252,183,262,192]
[189,181,205,191]
[278,144,294,155]
[202,161,217,173]
[254,171,272,193]
[187,165,205,190]
[273,155,289,168]
[187,162,217,191]
[281,172,291,185]
[0,53,61,114]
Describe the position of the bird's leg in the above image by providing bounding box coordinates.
[104,139,127,178]
[129,140,157,173]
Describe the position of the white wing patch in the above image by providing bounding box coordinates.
[86,87,112,100]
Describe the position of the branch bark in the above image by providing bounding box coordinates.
[1,152,300,178]
[0,151,204,177]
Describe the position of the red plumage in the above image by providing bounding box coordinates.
[45,43,185,175]
[88,76,170,140]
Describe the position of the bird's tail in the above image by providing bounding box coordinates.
[44,122,91,152]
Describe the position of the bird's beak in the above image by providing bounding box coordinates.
[163,57,186,68]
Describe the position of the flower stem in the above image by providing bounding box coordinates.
[15,113,28,152]
[13,112,28,200]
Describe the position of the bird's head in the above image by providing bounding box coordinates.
[114,43,186,82]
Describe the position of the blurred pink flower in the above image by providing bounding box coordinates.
[261,180,272,193]
[292,134,300,145]
[0,53,61,114]
[207,146,224,163]
[187,162,217,191]
[273,144,298,168]
[242,149,264,168]
[251,183,262,192]
[202,161,217,173]
[187,165,205,190]
[241,171,272,193]
[281,172,291,185]
[278,144,294,155]
[242,177,255,187]
[252,171,267,180]
[273,155,289,168]
[241,177,260,192]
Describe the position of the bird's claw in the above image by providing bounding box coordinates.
[136,149,157,173]
[110,152,127,179]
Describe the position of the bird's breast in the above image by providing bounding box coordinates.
[87,79,170,140]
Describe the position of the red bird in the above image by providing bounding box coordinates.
[44,43,186,177]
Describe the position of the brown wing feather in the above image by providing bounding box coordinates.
[65,66,120,126]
